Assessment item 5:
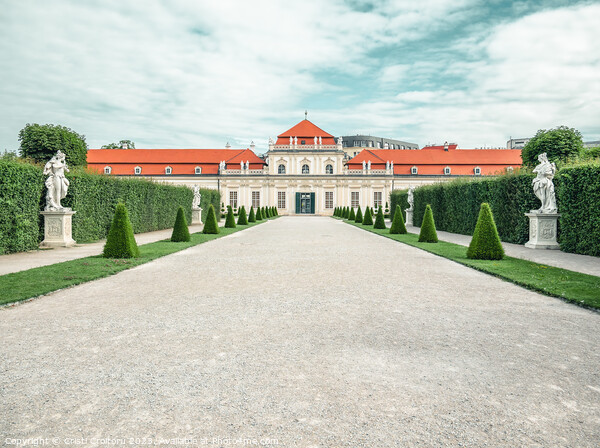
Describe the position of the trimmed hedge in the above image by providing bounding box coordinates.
[103,203,140,258]
[237,206,248,225]
[389,190,409,224]
[418,204,438,243]
[362,207,373,225]
[556,162,600,256]
[0,158,45,254]
[171,206,191,242]
[355,207,363,223]
[467,203,504,260]
[374,207,386,229]
[202,204,219,234]
[225,205,236,228]
[248,206,256,222]
[349,207,356,221]
[390,205,407,234]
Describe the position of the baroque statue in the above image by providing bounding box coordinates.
[192,186,201,210]
[407,187,414,211]
[43,150,70,211]
[531,153,558,213]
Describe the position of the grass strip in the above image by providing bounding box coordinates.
[0,221,265,306]
[339,218,600,310]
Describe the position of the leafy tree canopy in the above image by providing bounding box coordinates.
[102,140,136,149]
[521,126,584,166]
[19,123,88,167]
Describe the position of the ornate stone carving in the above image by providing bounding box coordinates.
[192,186,201,210]
[407,187,414,211]
[43,150,71,211]
[531,152,558,214]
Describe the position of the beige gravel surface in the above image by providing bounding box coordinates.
[1,216,599,447]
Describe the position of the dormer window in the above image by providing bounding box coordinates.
[301,140,306,145]
[165,166,172,175]
[444,166,451,175]
[302,164,309,174]
[474,166,481,176]
[411,166,418,175]
[506,166,514,173]
[195,166,202,174]
[104,166,111,175]
[134,166,142,175]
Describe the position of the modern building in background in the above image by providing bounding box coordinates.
[341,134,419,158]
[506,138,531,149]
[89,119,522,215]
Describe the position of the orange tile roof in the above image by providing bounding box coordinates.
[275,119,336,145]
[87,148,265,176]
[347,148,522,175]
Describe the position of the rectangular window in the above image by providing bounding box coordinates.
[325,191,333,209]
[351,191,360,208]
[277,191,286,209]
[229,191,238,209]
[374,192,382,209]
[252,191,260,209]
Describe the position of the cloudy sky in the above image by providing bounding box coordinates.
[1,0,599,152]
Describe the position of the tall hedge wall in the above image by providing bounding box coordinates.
[200,188,221,224]
[389,190,409,223]
[409,174,538,244]
[556,163,600,256]
[0,158,45,254]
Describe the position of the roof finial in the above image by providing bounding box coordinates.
[305,110,307,120]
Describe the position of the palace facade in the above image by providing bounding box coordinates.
[88,119,522,215]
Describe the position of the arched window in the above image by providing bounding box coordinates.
[444,166,451,175]
[278,164,286,174]
[134,166,142,175]
[302,164,309,174]
[325,164,333,174]
[165,166,172,175]
[104,166,111,175]
[195,166,202,174]
[411,166,418,175]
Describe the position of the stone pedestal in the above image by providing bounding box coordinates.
[405,209,413,226]
[191,208,203,225]
[525,212,560,250]
[40,210,76,248]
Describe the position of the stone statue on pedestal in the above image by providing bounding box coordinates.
[192,186,201,209]
[407,187,414,211]
[531,153,557,214]
[43,150,71,211]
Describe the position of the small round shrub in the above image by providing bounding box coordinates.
[171,206,191,242]
[103,203,140,258]
[389,205,407,234]
[418,204,438,243]
[203,204,220,234]
[374,206,386,229]
[467,203,504,260]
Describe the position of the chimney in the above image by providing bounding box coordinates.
[250,141,255,152]
[444,141,449,151]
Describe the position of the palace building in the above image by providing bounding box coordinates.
[88,119,522,215]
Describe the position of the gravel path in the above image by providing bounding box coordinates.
[1,217,599,447]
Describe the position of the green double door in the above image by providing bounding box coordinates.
[295,192,315,214]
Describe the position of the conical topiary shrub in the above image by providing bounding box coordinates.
[335,207,339,217]
[345,207,351,219]
[362,207,373,225]
[103,203,140,258]
[237,205,248,225]
[418,204,438,243]
[248,206,256,222]
[225,205,236,228]
[467,203,504,260]
[203,204,220,234]
[349,207,356,220]
[171,206,191,242]
[355,206,363,223]
[272,206,277,216]
[374,206,386,229]
[390,205,407,234]
[256,207,263,220]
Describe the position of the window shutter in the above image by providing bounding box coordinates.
[310,193,315,214]
[295,192,301,214]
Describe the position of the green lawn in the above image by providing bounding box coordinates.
[0,221,265,306]
[340,218,600,310]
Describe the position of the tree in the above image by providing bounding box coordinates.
[390,205,407,234]
[237,205,248,225]
[374,206,386,229]
[418,204,438,243]
[101,140,135,149]
[18,123,88,167]
[225,205,237,228]
[203,204,220,234]
[362,207,373,225]
[103,203,140,258]
[248,206,256,222]
[171,206,191,242]
[467,203,504,260]
[521,126,584,166]
[349,207,356,220]
[355,207,363,223]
